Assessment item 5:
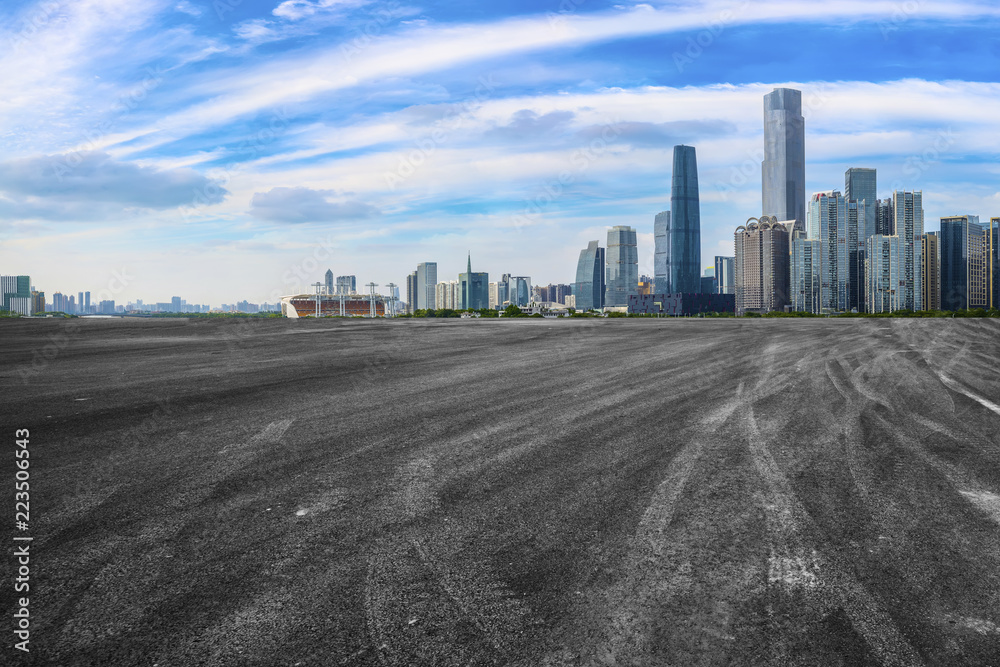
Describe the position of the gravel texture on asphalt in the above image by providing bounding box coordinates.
[2,317,999,666]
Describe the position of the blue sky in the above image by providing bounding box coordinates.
[1,0,999,305]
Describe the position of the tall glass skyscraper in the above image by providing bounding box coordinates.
[791,232,822,313]
[575,241,605,311]
[416,262,437,310]
[654,211,670,294]
[714,256,735,295]
[845,168,878,241]
[324,269,334,294]
[940,215,985,310]
[807,191,865,313]
[606,225,638,307]
[670,145,701,294]
[459,254,489,310]
[762,88,806,233]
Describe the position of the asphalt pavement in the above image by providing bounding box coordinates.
[2,316,999,666]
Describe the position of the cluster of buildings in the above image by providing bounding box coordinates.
[733,89,999,315]
[0,277,280,316]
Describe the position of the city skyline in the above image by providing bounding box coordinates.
[2,1,1000,303]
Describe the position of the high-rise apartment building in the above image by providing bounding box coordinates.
[416,262,437,310]
[866,235,904,314]
[670,146,701,293]
[922,232,941,311]
[435,280,460,310]
[575,241,606,311]
[807,191,866,313]
[940,215,988,310]
[654,211,670,294]
[606,225,638,307]
[876,198,895,236]
[734,217,790,315]
[845,168,878,241]
[992,218,1000,309]
[893,191,924,311]
[459,254,489,310]
[714,256,735,295]
[791,231,822,314]
[762,88,806,233]
[31,291,45,315]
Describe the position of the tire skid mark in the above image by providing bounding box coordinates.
[219,418,294,454]
[742,390,924,667]
[937,373,1000,418]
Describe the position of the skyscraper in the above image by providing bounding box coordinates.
[845,168,878,241]
[575,241,605,311]
[406,271,417,313]
[922,232,941,311]
[654,211,670,294]
[940,215,987,310]
[416,262,437,310]
[714,256,735,295]
[85,291,91,314]
[876,198,895,236]
[78,291,84,315]
[762,88,806,233]
[670,145,701,294]
[992,218,999,310]
[324,269,334,295]
[1,275,31,316]
[807,191,865,312]
[893,191,923,311]
[606,225,638,307]
[459,254,489,310]
[866,235,904,314]
[734,217,790,315]
[336,275,357,295]
[791,230,822,313]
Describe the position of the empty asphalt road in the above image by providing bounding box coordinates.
[2,317,999,666]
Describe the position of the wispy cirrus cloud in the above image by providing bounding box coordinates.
[249,186,380,223]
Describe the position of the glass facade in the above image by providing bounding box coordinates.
[459,255,489,310]
[893,191,923,311]
[807,191,864,312]
[654,211,670,295]
[606,225,638,307]
[845,168,878,242]
[416,262,437,310]
[866,235,903,313]
[575,241,605,311]
[670,145,701,294]
[762,88,806,233]
[940,215,985,310]
[714,256,735,294]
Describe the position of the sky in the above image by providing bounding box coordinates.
[1,0,999,306]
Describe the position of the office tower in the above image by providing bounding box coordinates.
[2,276,31,316]
[606,225,639,307]
[171,296,182,313]
[892,191,923,311]
[416,262,437,310]
[69,295,76,313]
[791,230,822,313]
[405,271,417,313]
[488,282,499,308]
[336,275,357,295]
[807,191,865,312]
[714,256,735,295]
[734,217,790,315]
[324,270,334,294]
[511,277,532,306]
[459,254,489,310]
[940,215,987,311]
[992,218,1000,309]
[575,241,606,311]
[876,199,895,236]
[654,211,671,294]
[700,275,716,295]
[78,291,84,314]
[670,146,701,293]
[845,168,878,241]
[922,232,941,311]
[762,88,806,233]
[85,291,91,314]
[866,235,904,313]
[31,291,45,315]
